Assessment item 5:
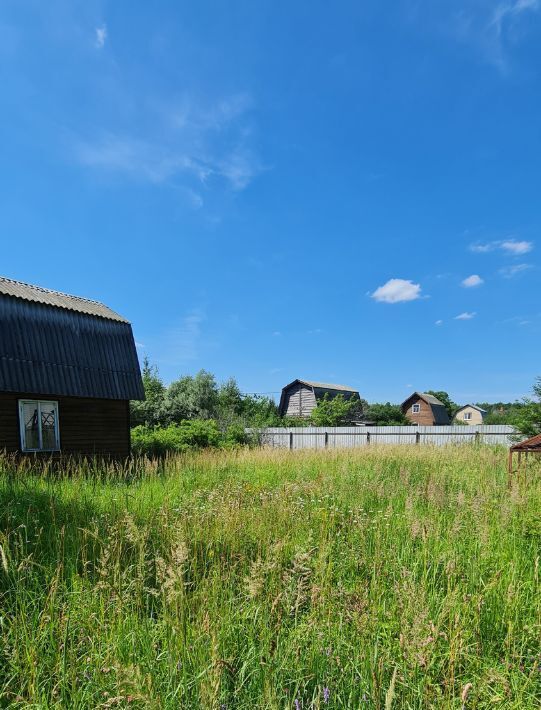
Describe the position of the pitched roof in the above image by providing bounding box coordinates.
[510,433,541,451]
[298,380,359,393]
[0,276,128,323]
[417,392,446,406]
[0,276,144,400]
[455,404,487,414]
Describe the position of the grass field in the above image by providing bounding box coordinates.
[0,446,540,708]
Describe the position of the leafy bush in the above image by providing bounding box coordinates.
[512,377,541,438]
[131,420,246,457]
[309,394,366,426]
[365,402,409,425]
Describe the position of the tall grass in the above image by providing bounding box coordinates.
[0,446,540,708]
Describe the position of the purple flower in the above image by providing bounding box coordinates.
[323,687,330,703]
[294,700,301,710]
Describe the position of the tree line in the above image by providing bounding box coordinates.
[131,358,541,439]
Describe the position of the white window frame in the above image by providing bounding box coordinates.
[18,400,60,452]
[412,403,421,413]
[463,412,472,421]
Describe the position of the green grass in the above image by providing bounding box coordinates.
[0,446,540,708]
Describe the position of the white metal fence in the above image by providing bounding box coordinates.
[248,425,516,449]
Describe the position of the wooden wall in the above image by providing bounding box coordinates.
[283,383,317,418]
[403,396,436,426]
[0,392,131,458]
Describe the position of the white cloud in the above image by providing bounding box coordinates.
[95,25,107,49]
[469,238,533,255]
[371,278,422,304]
[435,319,444,326]
[455,311,477,320]
[500,239,533,255]
[75,93,262,195]
[499,263,533,278]
[461,274,484,288]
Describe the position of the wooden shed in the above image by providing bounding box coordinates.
[508,433,541,480]
[401,392,450,426]
[278,379,361,418]
[0,276,144,458]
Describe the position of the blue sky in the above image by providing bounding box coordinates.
[1,0,540,404]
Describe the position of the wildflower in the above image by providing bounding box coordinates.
[323,686,330,703]
[294,700,301,710]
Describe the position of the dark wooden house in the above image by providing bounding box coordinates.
[0,276,144,458]
[401,392,450,426]
[279,379,361,418]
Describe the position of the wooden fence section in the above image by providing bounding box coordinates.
[248,425,516,450]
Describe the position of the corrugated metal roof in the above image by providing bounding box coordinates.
[0,276,128,322]
[510,433,541,451]
[0,290,144,401]
[298,380,359,393]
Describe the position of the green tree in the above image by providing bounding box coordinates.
[366,402,409,426]
[512,377,541,438]
[166,370,219,423]
[130,356,167,427]
[309,394,366,426]
[425,390,457,419]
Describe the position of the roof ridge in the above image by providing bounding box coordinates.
[0,275,106,307]
[0,275,128,323]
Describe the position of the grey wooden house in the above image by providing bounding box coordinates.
[0,276,144,458]
[279,379,361,418]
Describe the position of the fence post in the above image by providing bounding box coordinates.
[416,431,421,445]
[475,431,481,445]
[367,431,371,445]
[289,432,294,450]
[324,431,329,449]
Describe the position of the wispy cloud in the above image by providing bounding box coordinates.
[75,93,262,198]
[470,238,533,255]
[435,319,444,326]
[158,310,205,365]
[448,0,540,72]
[455,311,477,320]
[461,274,484,287]
[371,278,422,304]
[95,25,107,49]
[499,263,534,278]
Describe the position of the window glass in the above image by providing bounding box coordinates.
[19,400,59,451]
[22,401,40,450]
[41,402,58,450]
[412,404,421,413]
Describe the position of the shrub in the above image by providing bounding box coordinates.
[131,420,234,457]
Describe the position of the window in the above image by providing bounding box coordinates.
[19,400,60,452]
[412,403,421,413]
[464,412,472,421]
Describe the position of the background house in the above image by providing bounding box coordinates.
[401,392,450,426]
[279,379,361,419]
[454,404,487,425]
[0,276,144,457]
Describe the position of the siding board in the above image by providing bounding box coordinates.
[0,392,131,458]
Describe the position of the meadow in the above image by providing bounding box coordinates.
[0,446,540,709]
